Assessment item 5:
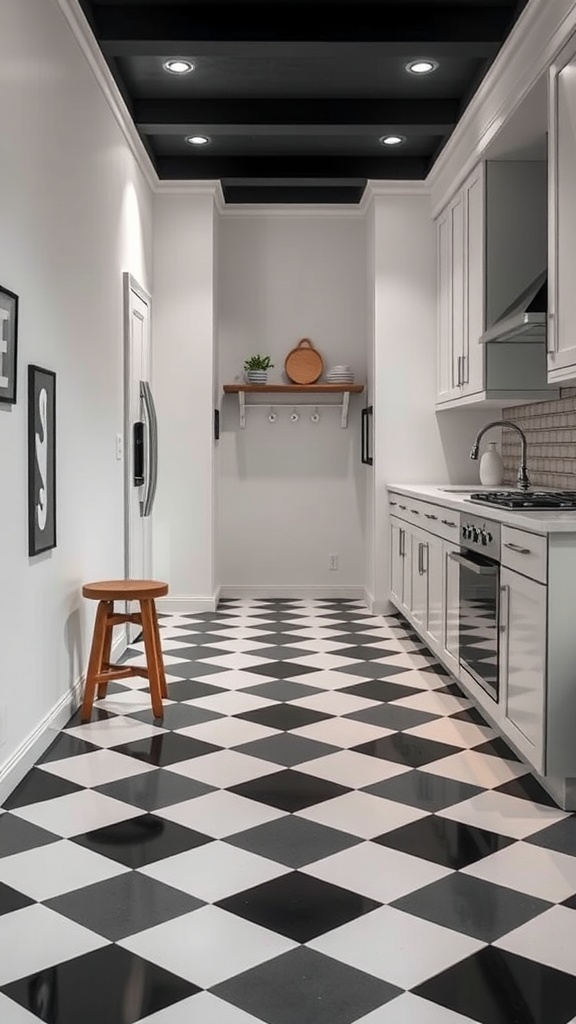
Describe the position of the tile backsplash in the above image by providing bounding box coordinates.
[502,388,576,489]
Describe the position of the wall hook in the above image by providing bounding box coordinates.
[290,408,299,422]
[310,407,320,423]
[268,407,277,423]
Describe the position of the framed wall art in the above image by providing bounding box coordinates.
[28,365,56,556]
[0,284,19,404]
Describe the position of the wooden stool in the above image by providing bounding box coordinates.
[81,580,169,723]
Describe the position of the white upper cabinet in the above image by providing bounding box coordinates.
[436,160,556,409]
[549,46,576,381]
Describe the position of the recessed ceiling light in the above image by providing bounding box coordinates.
[163,59,195,75]
[406,59,438,75]
[380,135,406,146]
[186,135,211,146]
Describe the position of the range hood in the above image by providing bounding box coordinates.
[479,270,547,344]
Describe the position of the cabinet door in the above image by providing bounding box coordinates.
[450,192,466,392]
[390,519,405,608]
[462,165,485,397]
[549,58,576,380]
[410,530,428,631]
[426,532,444,654]
[442,542,460,676]
[437,208,455,403]
[500,567,546,772]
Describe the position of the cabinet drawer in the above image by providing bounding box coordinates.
[501,526,547,583]
[388,493,460,542]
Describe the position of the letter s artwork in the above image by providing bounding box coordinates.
[35,388,48,532]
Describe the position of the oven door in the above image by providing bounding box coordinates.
[450,550,500,701]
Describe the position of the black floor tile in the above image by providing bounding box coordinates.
[335,663,417,681]
[374,815,514,869]
[129,703,221,730]
[46,870,203,940]
[214,946,401,1024]
[217,870,380,942]
[363,770,483,811]
[236,704,329,732]
[451,706,491,726]
[94,768,215,812]
[72,813,212,867]
[392,871,551,942]
[227,814,360,868]
[230,769,350,812]
[243,679,322,702]
[494,773,559,808]
[352,732,461,768]
[246,662,321,680]
[527,816,576,856]
[1,944,199,1024]
[1,768,82,810]
[64,708,113,729]
[340,679,423,702]
[413,946,576,1024]
[474,736,522,761]
[0,813,59,857]
[236,733,337,767]
[111,732,220,766]
[345,703,438,731]
[0,881,35,916]
[38,733,101,764]
[158,679,226,703]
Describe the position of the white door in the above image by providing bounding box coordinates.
[124,274,155,638]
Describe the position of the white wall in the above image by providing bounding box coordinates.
[152,192,218,610]
[217,214,367,595]
[369,194,489,610]
[0,0,153,794]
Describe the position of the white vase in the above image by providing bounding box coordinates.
[246,370,268,384]
[479,442,504,486]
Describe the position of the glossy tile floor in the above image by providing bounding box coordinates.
[2,599,576,1023]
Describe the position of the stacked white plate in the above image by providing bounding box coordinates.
[326,364,354,383]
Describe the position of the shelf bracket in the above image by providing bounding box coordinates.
[341,391,350,428]
[239,390,246,428]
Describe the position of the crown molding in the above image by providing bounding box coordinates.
[155,180,225,206]
[219,203,364,217]
[427,0,576,217]
[56,0,159,193]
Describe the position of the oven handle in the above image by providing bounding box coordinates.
[448,552,499,576]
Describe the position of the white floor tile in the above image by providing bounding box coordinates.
[286,653,364,670]
[285,628,352,640]
[200,639,271,652]
[0,905,108,985]
[0,994,44,1024]
[291,691,380,715]
[96,691,168,714]
[175,717,279,747]
[292,718,393,748]
[297,791,428,839]
[298,750,411,788]
[289,639,351,653]
[494,905,576,976]
[207,628,275,640]
[355,993,480,1023]
[123,653,190,668]
[462,841,576,902]
[39,749,155,788]
[140,839,289,902]
[66,716,167,749]
[192,670,276,690]
[374,654,438,671]
[391,691,472,716]
[0,839,128,900]
[309,906,484,989]
[404,717,496,749]
[120,906,296,988]
[438,790,569,839]
[282,617,349,628]
[302,842,452,903]
[422,750,528,789]
[190,691,276,715]
[284,670,369,691]
[195,653,272,671]
[157,790,286,838]
[377,669,448,692]
[138,992,265,1024]
[131,639,197,652]
[166,749,281,787]
[11,789,142,838]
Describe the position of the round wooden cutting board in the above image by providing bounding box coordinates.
[284,338,324,384]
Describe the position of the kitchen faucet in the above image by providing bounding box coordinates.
[470,421,530,491]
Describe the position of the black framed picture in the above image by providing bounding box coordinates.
[0,284,19,404]
[28,365,56,556]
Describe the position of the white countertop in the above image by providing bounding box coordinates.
[387,484,576,534]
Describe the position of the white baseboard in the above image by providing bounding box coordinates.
[156,592,221,614]
[220,586,367,601]
[0,633,127,806]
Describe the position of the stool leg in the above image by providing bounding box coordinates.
[140,599,164,720]
[97,613,114,700]
[81,601,111,723]
[151,601,168,699]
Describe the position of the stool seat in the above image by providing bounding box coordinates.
[80,578,169,723]
[82,579,168,601]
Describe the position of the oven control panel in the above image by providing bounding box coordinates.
[460,513,501,560]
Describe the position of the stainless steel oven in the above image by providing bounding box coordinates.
[450,514,501,701]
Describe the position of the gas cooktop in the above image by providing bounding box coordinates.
[469,490,576,510]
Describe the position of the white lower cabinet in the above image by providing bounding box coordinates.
[500,566,546,773]
[389,513,452,666]
[390,519,408,611]
[442,541,460,676]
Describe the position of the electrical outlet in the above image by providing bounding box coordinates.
[329,553,339,571]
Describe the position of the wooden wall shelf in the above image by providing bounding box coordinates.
[223,383,365,428]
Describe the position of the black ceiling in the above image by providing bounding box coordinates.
[77,0,530,203]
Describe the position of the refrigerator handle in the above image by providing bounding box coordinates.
[140,380,158,517]
[364,405,373,466]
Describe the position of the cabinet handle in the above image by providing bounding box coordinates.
[418,541,428,576]
[441,519,457,528]
[390,500,398,506]
[410,508,420,515]
[461,355,468,385]
[499,584,509,634]
[504,542,531,555]
[424,513,438,520]
[400,528,406,558]
[399,504,407,510]
[547,311,556,355]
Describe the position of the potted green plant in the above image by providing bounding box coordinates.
[244,354,274,384]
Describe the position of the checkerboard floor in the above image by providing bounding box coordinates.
[2,598,576,1023]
